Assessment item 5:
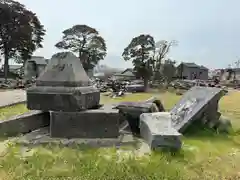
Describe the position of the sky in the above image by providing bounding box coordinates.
[11,0,240,69]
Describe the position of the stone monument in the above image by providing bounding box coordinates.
[27,52,100,111]
[26,52,119,138]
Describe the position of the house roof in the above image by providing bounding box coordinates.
[232,68,240,72]
[179,62,208,70]
[181,62,199,68]
[113,68,135,77]
[9,65,22,70]
[28,56,47,65]
[199,65,208,70]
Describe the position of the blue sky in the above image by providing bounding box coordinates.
[15,0,240,69]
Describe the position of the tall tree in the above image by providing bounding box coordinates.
[55,24,107,72]
[161,59,177,86]
[153,40,177,80]
[122,34,155,90]
[0,0,45,80]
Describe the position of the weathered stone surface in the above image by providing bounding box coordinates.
[0,111,49,136]
[140,112,182,150]
[170,87,224,133]
[50,105,119,138]
[27,86,100,111]
[27,52,100,111]
[36,52,91,87]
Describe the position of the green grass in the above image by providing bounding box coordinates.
[1,91,240,179]
[0,104,29,121]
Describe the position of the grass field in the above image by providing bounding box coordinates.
[0,104,29,121]
[0,91,240,180]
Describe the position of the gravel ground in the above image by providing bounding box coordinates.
[0,89,26,108]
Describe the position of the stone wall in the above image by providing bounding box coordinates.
[0,110,50,136]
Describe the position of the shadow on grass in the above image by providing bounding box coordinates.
[155,121,240,160]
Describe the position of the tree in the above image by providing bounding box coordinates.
[153,40,177,80]
[55,24,107,72]
[161,59,177,86]
[0,0,45,80]
[122,34,155,90]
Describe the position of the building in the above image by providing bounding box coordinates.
[216,68,240,82]
[177,62,209,80]
[24,56,48,80]
[9,65,22,74]
[111,68,136,81]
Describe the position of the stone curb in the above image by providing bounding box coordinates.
[0,110,50,137]
[0,100,26,109]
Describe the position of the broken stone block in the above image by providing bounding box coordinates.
[140,112,182,150]
[27,52,100,111]
[144,97,165,112]
[113,97,165,135]
[50,105,119,138]
[170,87,224,133]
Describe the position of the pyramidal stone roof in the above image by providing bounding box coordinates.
[36,52,91,87]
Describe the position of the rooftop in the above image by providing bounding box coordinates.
[179,62,208,70]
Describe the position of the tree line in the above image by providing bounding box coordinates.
[0,0,176,87]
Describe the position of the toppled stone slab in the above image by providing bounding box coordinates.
[27,52,100,111]
[50,105,120,138]
[144,97,165,112]
[140,112,182,150]
[113,97,165,113]
[170,86,224,133]
[125,84,145,92]
[0,111,49,136]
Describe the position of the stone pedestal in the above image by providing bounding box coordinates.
[26,52,107,139]
[27,86,100,111]
[50,106,119,138]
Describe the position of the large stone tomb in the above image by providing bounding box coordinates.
[170,86,224,133]
[50,105,120,138]
[27,52,100,112]
[140,112,182,150]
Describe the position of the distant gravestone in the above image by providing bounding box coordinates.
[170,86,224,133]
[27,52,100,112]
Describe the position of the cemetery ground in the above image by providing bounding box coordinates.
[0,91,240,179]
